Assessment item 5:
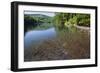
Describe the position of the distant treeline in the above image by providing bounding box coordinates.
[24,14,53,33]
[53,13,90,29]
[24,13,90,32]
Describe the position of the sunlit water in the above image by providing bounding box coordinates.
[24,27,56,48]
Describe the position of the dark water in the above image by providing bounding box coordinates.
[24,27,56,48]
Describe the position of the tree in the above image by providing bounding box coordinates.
[53,12,90,29]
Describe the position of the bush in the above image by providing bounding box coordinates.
[68,16,77,25]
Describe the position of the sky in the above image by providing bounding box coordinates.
[24,11,55,17]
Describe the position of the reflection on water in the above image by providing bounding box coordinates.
[24,27,56,48]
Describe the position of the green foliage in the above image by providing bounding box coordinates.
[24,12,90,31]
[53,13,90,30]
[25,14,53,24]
[24,14,54,31]
[68,16,77,25]
[76,14,90,27]
[24,15,37,22]
[53,13,65,29]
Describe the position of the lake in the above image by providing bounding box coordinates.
[24,27,56,49]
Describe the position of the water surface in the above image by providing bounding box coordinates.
[24,27,56,48]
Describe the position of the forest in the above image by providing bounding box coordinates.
[53,13,90,30]
[24,14,53,33]
[24,12,90,32]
